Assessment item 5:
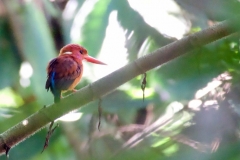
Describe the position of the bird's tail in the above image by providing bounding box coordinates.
[54,91,61,103]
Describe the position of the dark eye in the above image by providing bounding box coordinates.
[79,50,83,54]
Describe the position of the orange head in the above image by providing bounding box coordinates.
[59,44,106,65]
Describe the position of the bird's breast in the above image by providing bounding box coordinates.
[67,65,83,90]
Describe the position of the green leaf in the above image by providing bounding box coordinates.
[80,0,112,57]
[0,18,21,89]
[5,1,57,104]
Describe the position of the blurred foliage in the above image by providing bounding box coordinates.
[0,0,240,160]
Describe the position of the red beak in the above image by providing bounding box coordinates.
[84,55,106,65]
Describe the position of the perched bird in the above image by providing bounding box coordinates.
[45,44,106,103]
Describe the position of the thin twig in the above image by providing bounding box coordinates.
[98,98,102,131]
[141,73,147,102]
[41,121,59,153]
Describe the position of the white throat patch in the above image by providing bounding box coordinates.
[63,51,72,55]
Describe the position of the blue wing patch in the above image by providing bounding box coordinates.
[50,71,56,89]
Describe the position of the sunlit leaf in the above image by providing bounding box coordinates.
[113,0,173,61]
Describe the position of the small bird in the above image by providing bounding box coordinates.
[45,44,106,103]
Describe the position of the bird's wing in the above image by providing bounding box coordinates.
[45,56,82,92]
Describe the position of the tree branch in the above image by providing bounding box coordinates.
[0,16,240,154]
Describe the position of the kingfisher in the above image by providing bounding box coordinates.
[45,44,106,103]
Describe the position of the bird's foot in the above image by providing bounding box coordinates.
[72,89,78,93]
